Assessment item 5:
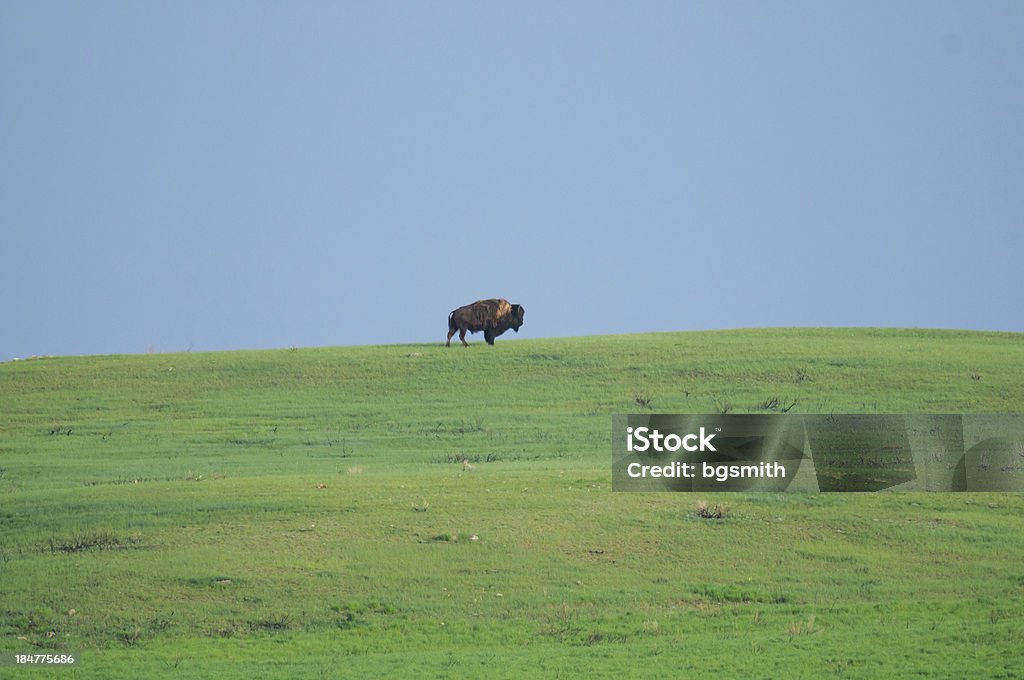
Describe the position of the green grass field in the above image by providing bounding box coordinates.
[2,328,1023,678]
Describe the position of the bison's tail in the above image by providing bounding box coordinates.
[448,310,456,331]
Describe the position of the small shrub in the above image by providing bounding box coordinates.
[332,603,368,630]
[118,627,142,646]
[11,608,57,634]
[249,612,294,631]
[758,395,797,412]
[634,393,653,409]
[48,532,132,553]
[787,615,816,638]
[826,658,854,674]
[694,500,729,520]
[539,602,582,643]
[641,620,660,635]
[434,452,509,464]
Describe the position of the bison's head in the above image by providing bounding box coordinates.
[510,304,525,332]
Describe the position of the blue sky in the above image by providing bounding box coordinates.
[2,2,1021,359]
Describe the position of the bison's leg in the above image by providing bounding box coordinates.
[446,327,457,347]
[484,327,495,345]
[459,327,469,347]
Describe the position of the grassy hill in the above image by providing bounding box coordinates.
[1,328,1023,678]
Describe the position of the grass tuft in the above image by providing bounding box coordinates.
[694,500,730,520]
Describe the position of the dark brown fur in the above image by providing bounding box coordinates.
[446,298,525,347]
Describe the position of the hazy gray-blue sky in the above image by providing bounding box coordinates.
[2,1,1021,359]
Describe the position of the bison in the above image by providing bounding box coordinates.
[446,298,525,347]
